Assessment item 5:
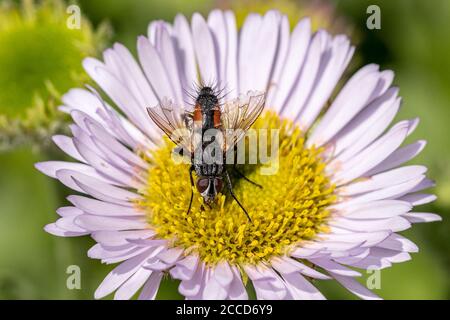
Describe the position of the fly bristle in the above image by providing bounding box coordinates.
[182,80,232,108]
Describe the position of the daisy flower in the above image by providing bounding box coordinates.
[36,10,440,300]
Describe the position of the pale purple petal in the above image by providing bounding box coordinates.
[332,120,410,184]
[115,268,152,300]
[192,13,219,84]
[331,273,381,300]
[340,200,412,219]
[403,212,442,223]
[44,223,88,237]
[282,272,325,300]
[138,272,163,300]
[68,195,142,217]
[172,14,197,96]
[228,266,248,300]
[309,258,361,277]
[367,140,427,175]
[75,215,147,232]
[270,18,311,112]
[91,230,155,247]
[307,65,389,146]
[94,249,154,299]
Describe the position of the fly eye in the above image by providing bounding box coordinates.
[214,178,223,193]
[196,178,209,193]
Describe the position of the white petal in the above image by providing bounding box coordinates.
[272,256,330,279]
[136,36,178,105]
[324,87,400,155]
[245,265,288,299]
[330,216,411,233]
[91,230,155,246]
[282,272,326,300]
[67,195,142,216]
[340,165,427,196]
[367,140,427,175]
[335,176,425,206]
[403,212,442,223]
[156,248,184,265]
[331,273,381,300]
[222,11,239,98]
[159,28,185,105]
[170,255,199,281]
[333,120,410,184]
[203,268,228,300]
[56,169,139,206]
[84,118,148,169]
[213,261,233,288]
[114,268,152,300]
[94,249,153,299]
[55,215,87,233]
[178,262,204,297]
[192,13,219,84]
[138,272,163,300]
[173,14,197,96]
[376,234,418,253]
[73,138,142,189]
[340,200,412,219]
[270,18,311,112]
[52,135,85,163]
[61,88,109,126]
[75,215,147,232]
[332,97,401,163]
[309,258,361,277]
[228,266,248,300]
[44,223,88,237]
[35,161,108,183]
[265,15,290,109]
[281,30,327,122]
[308,65,387,145]
[319,231,391,247]
[304,240,362,252]
[83,59,154,138]
[207,10,228,88]
[239,11,280,93]
[56,206,83,217]
[290,247,322,258]
[299,35,354,130]
[112,43,159,112]
[333,248,371,265]
[399,193,437,206]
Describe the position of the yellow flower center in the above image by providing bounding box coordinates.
[137,111,336,266]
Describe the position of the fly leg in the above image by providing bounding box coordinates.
[187,165,195,215]
[230,147,262,189]
[224,170,252,222]
[232,166,263,189]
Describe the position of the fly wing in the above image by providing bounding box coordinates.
[146,98,194,154]
[221,91,266,151]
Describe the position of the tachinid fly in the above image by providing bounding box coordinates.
[146,85,266,221]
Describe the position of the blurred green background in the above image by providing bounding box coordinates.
[0,0,448,299]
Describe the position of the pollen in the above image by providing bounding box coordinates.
[136,111,336,266]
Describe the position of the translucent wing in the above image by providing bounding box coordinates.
[146,98,194,154]
[221,91,266,151]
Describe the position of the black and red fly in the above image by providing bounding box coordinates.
[146,84,265,221]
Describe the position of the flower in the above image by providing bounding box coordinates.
[36,10,440,300]
[0,0,110,151]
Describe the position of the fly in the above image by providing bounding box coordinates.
[147,85,265,221]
